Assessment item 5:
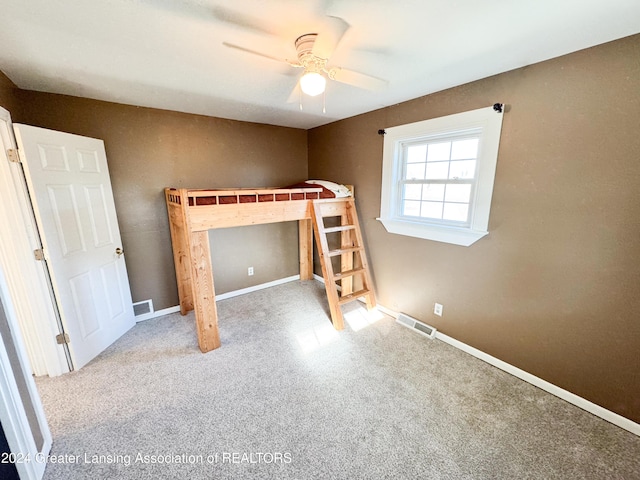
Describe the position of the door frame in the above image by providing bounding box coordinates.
[0,263,52,480]
[0,107,70,377]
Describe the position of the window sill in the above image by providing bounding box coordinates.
[377,217,488,247]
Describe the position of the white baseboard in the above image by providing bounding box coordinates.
[215,275,301,301]
[143,275,304,322]
[367,301,640,437]
[139,275,303,322]
[135,305,180,322]
[435,332,640,436]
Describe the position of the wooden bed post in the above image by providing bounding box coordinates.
[189,230,221,352]
[166,188,223,352]
[165,188,194,315]
[299,219,313,280]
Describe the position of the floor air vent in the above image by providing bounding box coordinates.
[133,299,154,317]
[396,313,437,339]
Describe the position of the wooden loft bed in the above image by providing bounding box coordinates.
[165,184,376,353]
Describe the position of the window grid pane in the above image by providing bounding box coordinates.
[403,184,422,201]
[406,145,427,163]
[402,200,421,217]
[399,180,474,224]
[420,201,443,219]
[425,161,450,180]
[421,184,445,201]
[443,203,469,222]
[427,142,451,162]
[405,162,426,180]
[451,138,479,160]
[444,184,471,203]
[399,134,479,226]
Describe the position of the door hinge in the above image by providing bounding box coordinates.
[6,148,20,163]
[56,333,70,345]
[34,248,45,261]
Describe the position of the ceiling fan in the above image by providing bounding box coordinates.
[221,15,388,101]
[141,2,387,102]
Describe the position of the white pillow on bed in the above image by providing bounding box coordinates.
[306,180,352,197]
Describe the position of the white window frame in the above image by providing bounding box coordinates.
[378,106,504,246]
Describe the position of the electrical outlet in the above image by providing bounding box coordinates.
[434,303,443,316]
[248,267,254,276]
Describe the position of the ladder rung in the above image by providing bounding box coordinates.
[328,246,362,257]
[338,289,371,305]
[322,225,356,234]
[333,267,365,280]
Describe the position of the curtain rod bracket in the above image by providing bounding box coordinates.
[493,103,504,113]
[378,129,386,135]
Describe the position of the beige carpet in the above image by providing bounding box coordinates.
[35,280,640,479]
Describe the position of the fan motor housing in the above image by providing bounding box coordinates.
[295,33,318,59]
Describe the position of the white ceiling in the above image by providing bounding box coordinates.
[2,0,639,129]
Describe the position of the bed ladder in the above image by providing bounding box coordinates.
[311,197,376,329]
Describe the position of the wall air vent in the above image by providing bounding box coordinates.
[396,313,437,339]
[133,299,153,317]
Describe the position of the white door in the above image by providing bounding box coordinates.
[13,124,135,370]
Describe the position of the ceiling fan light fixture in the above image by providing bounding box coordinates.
[300,71,326,96]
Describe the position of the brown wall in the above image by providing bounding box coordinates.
[0,72,22,120]
[308,34,640,422]
[11,93,308,309]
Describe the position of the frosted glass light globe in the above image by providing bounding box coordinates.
[300,72,326,96]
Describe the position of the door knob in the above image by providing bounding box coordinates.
[115,247,124,257]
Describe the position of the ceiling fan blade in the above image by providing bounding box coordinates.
[140,0,214,20]
[331,68,388,92]
[286,82,302,104]
[222,42,289,64]
[140,0,276,36]
[312,16,350,59]
[210,5,277,36]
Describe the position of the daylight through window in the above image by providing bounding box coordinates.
[400,133,480,226]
